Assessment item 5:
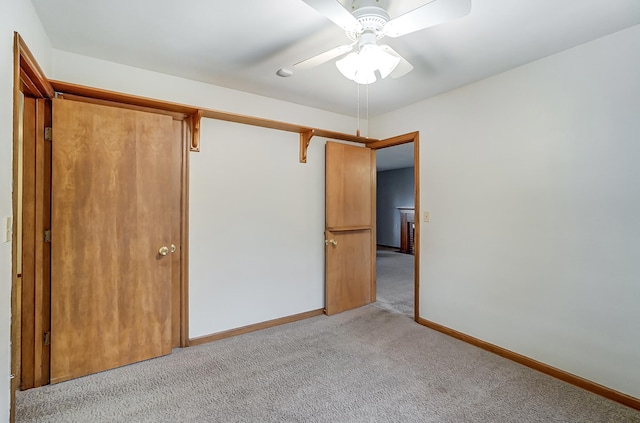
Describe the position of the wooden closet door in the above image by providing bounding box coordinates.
[50,98,178,383]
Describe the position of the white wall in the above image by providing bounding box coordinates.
[0,1,52,419]
[370,25,640,398]
[50,52,357,338]
[189,121,326,336]
[52,50,357,130]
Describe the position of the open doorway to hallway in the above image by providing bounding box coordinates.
[375,143,415,318]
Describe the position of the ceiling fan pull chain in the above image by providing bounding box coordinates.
[366,83,369,138]
[356,82,361,137]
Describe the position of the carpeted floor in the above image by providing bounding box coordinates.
[15,251,640,422]
[375,248,414,317]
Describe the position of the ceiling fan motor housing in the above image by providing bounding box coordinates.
[347,0,390,42]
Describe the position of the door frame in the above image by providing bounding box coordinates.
[11,33,191,401]
[11,32,55,422]
[368,132,420,321]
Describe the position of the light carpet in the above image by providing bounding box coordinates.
[375,249,414,317]
[16,252,640,422]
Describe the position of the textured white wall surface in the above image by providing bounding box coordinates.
[189,120,327,337]
[370,25,640,398]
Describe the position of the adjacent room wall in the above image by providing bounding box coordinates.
[376,167,414,248]
[0,1,52,418]
[50,51,358,338]
[370,25,640,399]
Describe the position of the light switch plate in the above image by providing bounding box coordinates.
[423,211,430,222]
[5,216,12,242]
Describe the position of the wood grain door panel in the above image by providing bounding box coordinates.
[325,142,375,315]
[50,98,177,383]
[325,229,372,314]
[326,142,373,229]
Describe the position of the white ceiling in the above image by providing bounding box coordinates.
[30,0,640,170]
[32,0,640,118]
[376,143,415,171]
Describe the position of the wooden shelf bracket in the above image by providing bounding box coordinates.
[300,129,315,163]
[190,110,202,152]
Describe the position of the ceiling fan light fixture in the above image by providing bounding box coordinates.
[335,44,400,84]
[335,52,359,80]
[354,69,377,85]
[360,44,399,79]
[336,54,376,84]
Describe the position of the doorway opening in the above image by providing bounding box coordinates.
[371,136,419,321]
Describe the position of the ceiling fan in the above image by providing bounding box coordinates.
[287,0,471,84]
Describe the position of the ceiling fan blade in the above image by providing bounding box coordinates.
[382,0,471,38]
[302,0,362,32]
[380,45,414,78]
[293,44,354,70]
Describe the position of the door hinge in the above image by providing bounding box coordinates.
[44,127,52,141]
[43,332,51,346]
[44,229,51,243]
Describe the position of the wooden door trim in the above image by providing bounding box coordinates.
[370,149,377,303]
[367,132,416,149]
[19,98,52,391]
[20,97,36,390]
[179,119,191,347]
[11,32,55,422]
[369,132,420,322]
[15,33,55,99]
[33,99,51,388]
